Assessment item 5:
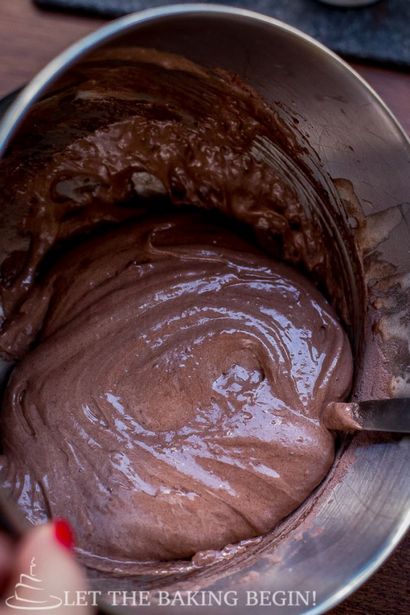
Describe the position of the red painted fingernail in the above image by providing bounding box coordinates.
[53,518,74,550]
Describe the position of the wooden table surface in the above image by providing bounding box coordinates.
[0,2,408,614]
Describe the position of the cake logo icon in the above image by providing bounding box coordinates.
[5,557,62,610]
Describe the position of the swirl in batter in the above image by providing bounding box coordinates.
[0,209,352,569]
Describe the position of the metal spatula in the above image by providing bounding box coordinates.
[323,398,410,432]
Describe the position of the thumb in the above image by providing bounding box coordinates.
[1,520,95,614]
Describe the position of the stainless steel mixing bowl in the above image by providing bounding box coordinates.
[0,5,409,614]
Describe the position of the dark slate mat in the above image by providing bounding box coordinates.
[34,0,410,67]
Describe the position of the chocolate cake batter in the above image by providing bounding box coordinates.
[0,48,353,575]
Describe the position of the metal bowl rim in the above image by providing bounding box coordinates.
[0,3,409,153]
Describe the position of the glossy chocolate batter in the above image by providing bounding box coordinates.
[0,48,353,575]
